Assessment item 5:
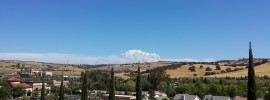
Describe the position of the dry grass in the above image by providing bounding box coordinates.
[5,60,269,78]
[52,70,83,76]
[91,62,171,72]
[208,63,270,77]
[166,64,245,78]
[0,68,20,73]
[115,73,130,79]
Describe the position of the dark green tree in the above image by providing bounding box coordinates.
[136,64,142,100]
[68,80,80,95]
[148,68,169,90]
[228,85,237,98]
[219,78,223,85]
[148,89,155,99]
[52,86,59,100]
[157,81,168,92]
[59,70,65,100]
[0,84,12,99]
[208,84,222,96]
[40,71,46,100]
[81,72,88,100]
[87,70,110,90]
[264,93,270,100]
[166,86,176,98]
[109,67,115,100]
[12,86,26,98]
[248,42,257,100]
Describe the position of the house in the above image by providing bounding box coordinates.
[25,81,51,94]
[203,95,232,100]
[101,94,136,100]
[174,94,201,100]
[154,91,169,100]
[11,83,33,96]
[52,79,69,87]
[143,91,169,100]
[6,77,51,97]
[20,69,52,77]
[233,96,264,100]
[6,77,33,97]
[234,96,246,100]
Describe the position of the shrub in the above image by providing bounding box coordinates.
[200,65,203,69]
[263,75,270,80]
[226,68,232,72]
[189,66,196,72]
[204,72,212,76]
[205,67,212,71]
[216,65,221,70]
[221,70,226,73]
[233,68,241,71]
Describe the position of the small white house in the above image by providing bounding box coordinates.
[174,94,201,100]
[203,95,232,100]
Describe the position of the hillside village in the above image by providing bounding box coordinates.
[0,58,270,100]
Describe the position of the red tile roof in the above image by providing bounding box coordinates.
[11,83,32,88]
[6,77,20,82]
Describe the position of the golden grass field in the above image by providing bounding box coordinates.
[166,64,246,78]
[90,62,171,72]
[1,60,270,79]
[208,63,270,77]
[52,65,86,76]
[0,68,20,73]
[115,73,130,79]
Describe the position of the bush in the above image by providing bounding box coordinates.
[175,84,195,94]
[226,68,232,72]
[233,68,242,71]
[204,72,217,76]
[204,72,211,76]
[205,67,212,71]
[216,65,221,70]
[189,66,196,72]
[221,70,226,73]
[200,65,203,69]
[263,75,270,79]
[264,93,270,100]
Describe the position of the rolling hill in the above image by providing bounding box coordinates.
[166,64,246,78]
[208,63,270,77]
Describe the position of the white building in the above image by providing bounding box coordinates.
[203,95,232,100]
[174,94,201,100]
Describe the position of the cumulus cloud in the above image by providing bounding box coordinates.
[0,49,214,64]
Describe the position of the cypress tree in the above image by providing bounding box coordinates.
[136,63,142,100]
[219,78,223,85]
[81,72,88,100]
[40,71,46,100]
[109,67,115,100]
[59,70,65,100]
[248,42,257,100]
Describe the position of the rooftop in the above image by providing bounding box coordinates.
[6,77,20,82]
[11,83,32,88]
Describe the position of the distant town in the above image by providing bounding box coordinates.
[0,54,270,99]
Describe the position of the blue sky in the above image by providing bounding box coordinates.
[0,0,269,64]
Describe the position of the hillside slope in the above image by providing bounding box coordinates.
[166,64,245,78]
[208,63,270,77]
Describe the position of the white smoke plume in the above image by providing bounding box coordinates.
[122,49,161,63]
